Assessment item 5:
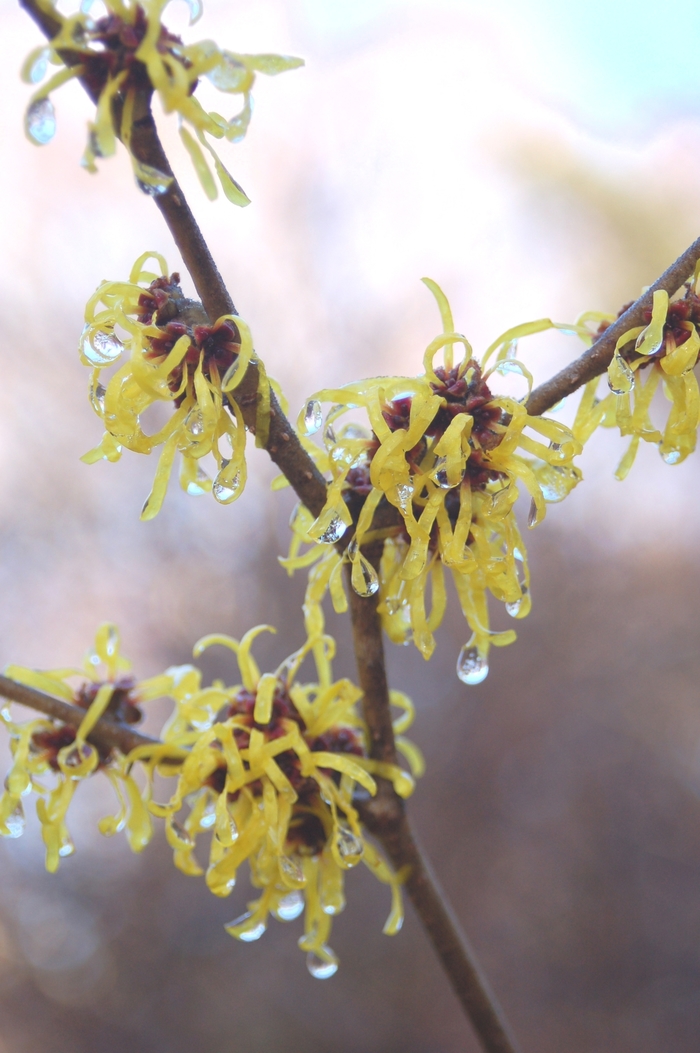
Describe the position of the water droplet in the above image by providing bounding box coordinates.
[396,482,414,512]
[184,0,203,23]
[135,163,172,196]
[80,324,124,367]
[662,448,681,464]
[185,407,204,437]
[303,399,323,435]
[105,624,118,657]
[324,422,337,446]
[171,820,194,847]
[89,378,106,414]
[306,948,338,979]
[25,96,56,144]
[213,469,242,504]
[28,48,49,84]
[226,911,266,942]
[352,556,379,597]
[4,801,25,839]
[504,339,518,360]
[527,498,538,527]
[58,836,75,858]
[279,854,305,887]
[199,800,216,829]
[276,890,304,921]
[207,52,249,91]
[549,441,562,452]
[513,547,524,562]
[63,747,84,768]
[384,595,404,616]
[505,596,522,617]
[608,356,634,395]
[186,467,210,496]
[336,823,363,866]
[317,514,347,544]
[432,457,463,489]
[456,644,488,685]
[635,326,663,357]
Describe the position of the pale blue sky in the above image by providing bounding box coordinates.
[301,0,700,138]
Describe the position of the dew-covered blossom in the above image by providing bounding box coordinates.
[80,252,270,518]
[573,272,700,477]
[23,0,303,202]
[282,280,583,683]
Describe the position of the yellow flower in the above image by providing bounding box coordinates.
[573,272,700,478]
[80,252,270,519]
[281,280,583,682]
[0,624,176,871]
[140,618,420,977]
[22,0,303,203]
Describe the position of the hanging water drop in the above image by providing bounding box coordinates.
[89,378,107,415]
[25,97,56,144]
[213,469,242,504]
[505,596,522,617]
[58,836,75,858]
[171,820,194,847]
[184,0,203,23]
[395,482,414,512]
[276,890,304,921]
[80,324,123,367]
[105,624,118,657]
[608,356,634,395]
[135,163,172,196]
[4,801,25,839]
[226,911,266,942]
[207,53,249,91]
[27,48,49,84]
[185,407,204,438]
[456,644,489,685]
[336,823,363,866]
[527,498,538,527]
[186,467,210,496]
[279,854,305,887]
[662,448,681,465]
[317,514,347,544]
[199,799,217,829]
[306,948,338,979]
[352,556,379,597]
[303,399,323,435]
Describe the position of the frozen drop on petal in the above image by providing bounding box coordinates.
[396,482,414,512]
[213,469,242,504]
[186,467,210,496]
[317,514,347,544]
[527,498,538,528]
[171,820,194,847]
[607,355,634,395]
[225,911,266,942]
[207,53,249,92]
[279,854,305,887]
[80,324,124,367]
[58,836,75,858]
[184,0,203,23]
[336,823,363,866]
[307,948,339,979]
[25,96,56,144]
[89,378,107,415]
[134,163,173,197]
[28,48,49,84]
[456,644,488,685]
[303,399,323,435]
[4,801,25,839]
[352,556,379,598]
[199,799,216,829]
[105,624,119,657]
[505,596,522,618]
[276,890,304,921]
[662,448,681,465]
[185,407,204,437]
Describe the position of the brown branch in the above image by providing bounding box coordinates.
[0,675,166,757]
[526,236,700,417]
[347,564,521,1053]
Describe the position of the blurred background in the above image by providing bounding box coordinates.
[1,0,700,1050]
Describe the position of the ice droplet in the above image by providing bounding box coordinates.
[185,407,204,437]
[306,948,338,979]
[504,339,518,360]
[171,820,194,847]
[226,911,266,942]
[608,356,634,395]
[276,890,304,921]
[279,854,305,887]
[324,422,337,446]
[303,399,323,435]
[25,96,56,144]
[80,324,124,366]
[336,823,363,866]
[105,624,118,657]
[213,469,242,504]
[89,378,106,414]
[527,498,538,527]
[456,644,489,685]
[186,467,210,496]
[207,53,249,92]
[184,0,203,24]
[135,163,172,196]
[28,48,49,84]
[199,799,216,829]
[4,801,25,839]
[662,449,681,465]
[58,836,75,858]
[505,595,522,617]
[352,556,379,597]
[395,482,414,512]
[539,466,580,502]
[317,514,347,544]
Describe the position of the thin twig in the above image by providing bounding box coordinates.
[526,236,700,416]
[0,675,164,757]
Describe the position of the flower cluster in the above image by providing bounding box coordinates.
[23,0,303,202]
[81,252,268,518]
[0,621,419,977]
[282,280,584,682]
[573,272,700,477]
[0,624,177,870]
